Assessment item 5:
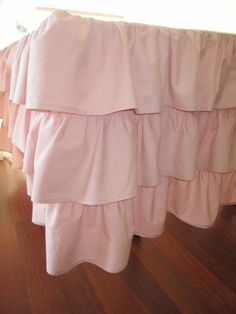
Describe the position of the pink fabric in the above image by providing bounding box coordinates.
[25,11,236,114]
[18,108,236,204]
[23,110,137,204]
[9,35,30,106]
[220,171,236,204]
[31,173,235,275]
[11,104,31,152]
[167,171,235,228]
[1,11,236,114]
[32,180,169,275]
[7,103,20,139]
[159,107,236,177]
[0,11,236,275]
[0,41,21,92]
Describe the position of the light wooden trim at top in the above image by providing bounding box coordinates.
[36,6,124,20]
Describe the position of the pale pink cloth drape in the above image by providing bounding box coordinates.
[0,10,236,275]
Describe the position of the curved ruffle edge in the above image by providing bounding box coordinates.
[1,14,235,276]
[0,11,236,115]
[1,98,236,204]
[12,107,236,205]
[31,172,236,275]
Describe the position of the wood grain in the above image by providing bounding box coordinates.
[0,159,235,313]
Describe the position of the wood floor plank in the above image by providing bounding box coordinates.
[166,213,236,293]
[0,161,26,224]
[121,251,180,313]
[131,237,205,314]
[85,264,150,314]
[0,223,31,314]
[56,267,106,314]
[0,160,235,314]
[15,221,70,314]
[132,233,236,314]
[213,206,236,241]
[151,231,236,313]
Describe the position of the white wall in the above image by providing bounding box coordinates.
[0,0,236,48]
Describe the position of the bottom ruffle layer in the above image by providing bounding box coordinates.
[32,171,236,275]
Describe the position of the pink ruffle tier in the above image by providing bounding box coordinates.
[31,172,235,275]
[0,102,235,275]
[0,11,236,275]
[17,108,236,204]
[0,10,236,114]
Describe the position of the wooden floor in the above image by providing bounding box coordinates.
[0,159,235,314]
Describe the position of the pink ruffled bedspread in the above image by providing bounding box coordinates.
[0,10,236,275]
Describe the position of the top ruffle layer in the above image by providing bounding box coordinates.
[0,10,236,115]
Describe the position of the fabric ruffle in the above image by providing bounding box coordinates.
[1,11,235,276]
[168,171,236,227]
[12,107,235,205]
[1,10,236,115]
[159,107,236,177]
[31,172,236,275]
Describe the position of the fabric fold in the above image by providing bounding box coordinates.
[31,172,235,275]
[15,108,236,204]
[0,11,235,276]
[1,10,236,115]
